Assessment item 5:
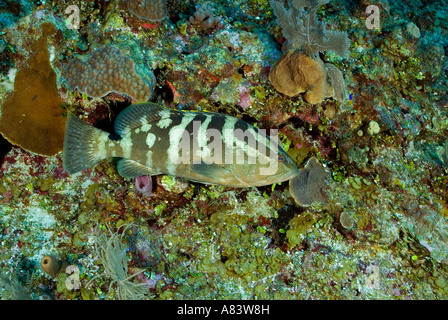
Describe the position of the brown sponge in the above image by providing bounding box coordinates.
[0,22,65,156]
[41,255,69,277]
[269,51,345,104]
[289,157,329,207]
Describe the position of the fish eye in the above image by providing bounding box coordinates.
[278,154,284,162]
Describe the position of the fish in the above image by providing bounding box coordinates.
[62,102,300,187]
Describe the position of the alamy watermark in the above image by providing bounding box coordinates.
[172,121,281,176]
[65,265,81,290]
[366,265,380,289]
[366,5,381,30]
[63,3,382,31]
[65,5,80,30]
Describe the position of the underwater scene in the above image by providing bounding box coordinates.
[0,0,447,301]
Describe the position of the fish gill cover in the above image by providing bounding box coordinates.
[0,0,447,303]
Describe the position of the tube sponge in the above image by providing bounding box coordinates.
[135,175,153,196]
[41,255,69,278]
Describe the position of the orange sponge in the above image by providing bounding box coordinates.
[269,51,345,104]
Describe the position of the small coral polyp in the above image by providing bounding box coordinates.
[189,3,224,31]
[64,46,154,102]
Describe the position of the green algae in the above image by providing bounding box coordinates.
[286,213,317,248]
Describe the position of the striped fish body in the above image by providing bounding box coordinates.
[63,103,300,187]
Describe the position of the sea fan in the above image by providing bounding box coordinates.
[270,0,350,57]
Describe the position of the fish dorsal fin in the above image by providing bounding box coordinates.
[117,159,161,178]
[114,102,176,135]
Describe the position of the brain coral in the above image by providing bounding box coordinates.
[64,46,154,102]
[127,0,167,22]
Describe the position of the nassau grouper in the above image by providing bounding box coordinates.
[63,103,300,187]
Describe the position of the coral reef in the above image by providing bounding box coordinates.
[0,273,32,300]
[64,45,155,102]
[268,0,349,104]
[0,0,448,304]
[0,0,34,29]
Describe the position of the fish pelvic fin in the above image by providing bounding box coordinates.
[63,112,110,174]
[116,159,159,178]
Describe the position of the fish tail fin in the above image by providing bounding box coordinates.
[63,113,109,174]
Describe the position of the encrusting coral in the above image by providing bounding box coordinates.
[64,45,155,102]
[0,22,65,156]
[268,0,349,104]
[269,51,322,103]
[126,0,167,22]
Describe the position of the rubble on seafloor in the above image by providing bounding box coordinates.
[0,0,448,300]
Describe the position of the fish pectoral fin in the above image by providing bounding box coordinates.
[231,173,253,188]
[116,159,159,178]
[191,162,232,180]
